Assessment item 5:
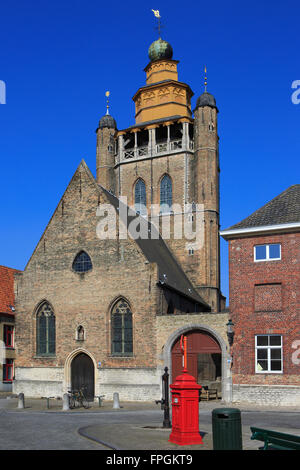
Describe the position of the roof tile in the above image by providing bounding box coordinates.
[226,185,300,230]
[0,265,20,315]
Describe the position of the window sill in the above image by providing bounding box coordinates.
[108,355,134,359]
[33,355,56,359]
[255,371,283,374]
[254,258,281,263]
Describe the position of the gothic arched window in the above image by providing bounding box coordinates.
[36,302,55,356]
[134,179,147,215]
[72,251,92,273]
[160,174,172,213]
[111,299,133,356]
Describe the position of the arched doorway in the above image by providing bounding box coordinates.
[172,330,222,395]
[71,352,94,399]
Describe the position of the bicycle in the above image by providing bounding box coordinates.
[68,386,90,409]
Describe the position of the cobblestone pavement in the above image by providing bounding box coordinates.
[0,396,299,451]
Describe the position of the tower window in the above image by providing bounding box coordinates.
[72,251,93,273]
[134,179,147,215]
[160,174,172,213]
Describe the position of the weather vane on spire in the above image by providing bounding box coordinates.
[151,9,163,38]
[204,66,207,92]
[105,90,110,115]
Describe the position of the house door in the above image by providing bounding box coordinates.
[71,353,94,399]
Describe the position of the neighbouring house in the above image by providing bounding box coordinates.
[0,265,20,391]
[221,185,300,406]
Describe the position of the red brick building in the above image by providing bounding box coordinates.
[221,185,300,406]
[0,265,20,391]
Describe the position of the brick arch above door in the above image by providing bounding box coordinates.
[162,323,231,402]
[172,330,221,383]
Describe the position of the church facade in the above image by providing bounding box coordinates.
[13,38,232,402]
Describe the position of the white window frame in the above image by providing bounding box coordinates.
[254,243,281,262]
[255,335,283,374]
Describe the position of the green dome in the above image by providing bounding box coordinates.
[148,39,173,62]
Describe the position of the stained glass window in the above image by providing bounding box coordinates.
[111,299,133,356]
[160,174,172,213]
[36,302,55,356]
[134,179,147,215]
[72,251,93,273]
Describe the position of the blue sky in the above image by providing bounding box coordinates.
[1,0,299,302]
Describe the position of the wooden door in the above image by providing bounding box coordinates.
[71,353,94,399]
[171,330,221,382]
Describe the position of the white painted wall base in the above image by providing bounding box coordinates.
[13,366,162,401]
[233,384,300,406]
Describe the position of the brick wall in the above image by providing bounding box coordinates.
[229,232,300,386]
[14,162,161,396]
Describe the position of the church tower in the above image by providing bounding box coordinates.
[95,37,224,311]
[96,92,117,192]
[193,90,221,310]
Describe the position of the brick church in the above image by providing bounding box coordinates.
[13,37,232,402]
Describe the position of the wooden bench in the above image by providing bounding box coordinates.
[200,388,218,401]
[250,426,300,450]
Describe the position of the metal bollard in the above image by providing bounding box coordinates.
[113,392,120,409]
[18,393,25,409]
[96,395,104,407]
[62,393,70,410]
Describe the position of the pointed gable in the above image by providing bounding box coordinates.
[24,159,102,271]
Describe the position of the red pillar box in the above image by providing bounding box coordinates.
[169,370,203,445]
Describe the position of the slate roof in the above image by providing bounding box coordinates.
[195,92,218,111]
[0,265,20,315]
[100,187,211,310]
[224,185,300,231]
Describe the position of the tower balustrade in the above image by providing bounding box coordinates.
[117,121,194,163]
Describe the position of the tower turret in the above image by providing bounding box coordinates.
[96,92,117,191]
[193,82,221,311]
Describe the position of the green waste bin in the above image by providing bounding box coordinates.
[212,408,243,450]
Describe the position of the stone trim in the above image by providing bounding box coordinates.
[63,348,99,396]
[162,323,232,403]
